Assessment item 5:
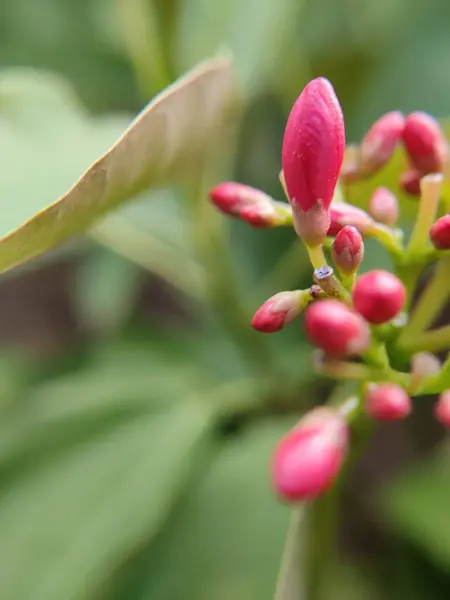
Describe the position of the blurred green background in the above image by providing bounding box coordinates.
[0,0,450,599]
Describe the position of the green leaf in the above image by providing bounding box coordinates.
[380,442,450,572]
[90,186,205,299]
[0,56,235,275]
[0,392,216,600]
[74,246,141,334]
[110,416,297,600]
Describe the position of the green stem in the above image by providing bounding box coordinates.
[306,485,340,600]
[340,271,356,292]
[314,356,410,387]
[363,339,390,370]
[307,244,328,269]
[304,387,367,600]
[399,255,450,341]
[399,324,450,354]
[369,223,403,258]
[394,261,421,310]
[406,173,442,259]
[420,352,450,394]
[313,266,351,304]
[313,357,374,381]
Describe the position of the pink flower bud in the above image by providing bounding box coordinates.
[272,407,348,501]
[411,352,441,378]
[399,169,421,196]
[332,225,364,275]
[429,214,450,250]
[328,202,374,237]
[282,77,345,246]
[209,182,292,228]
[209,182,272,216]
[410,352,441,394]
[304,299,371,356]
[252,290,306,333]
[359,111,405,175]
[402,112,448,173]
[352,270,406,324]
[368,187,399,227]
[434,391,450,428]
[365,383,411,422]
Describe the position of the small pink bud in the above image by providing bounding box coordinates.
[411,352,441,379]
[429,214,450,250]
[399,169,421,196]
[410,352,441,394]
[359,111,405,175]
[252,290,306,333]
[272,407,348,501]
[328,202,374,237]
[365,383,411,422]
[310,284,325,300]
[402,112,448,173]
[352,270,406,324]
[209,182,271,215]
[434,390,450,428]
[304,299,371,356]
[368,187,399,227]
[282,77,345,246]
[332,226,364,275]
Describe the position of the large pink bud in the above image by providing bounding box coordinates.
[272,407,349,502]
[282,78,345,246]
[403,112,448,174]
[304,299,371,357]
[365,383,411,422]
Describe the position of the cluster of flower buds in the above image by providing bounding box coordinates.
[208,76,450,503]
[342,109,449,197]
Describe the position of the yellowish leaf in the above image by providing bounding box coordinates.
[0,56,235,274]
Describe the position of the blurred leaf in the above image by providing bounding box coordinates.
[110,416,297,600]
[91,187,205,299]
[0,0,138,112]
[0,391,217,600]
[322,563,379,600]
[176,0,304,95]
[0,57,235,275]
[0,354,31,412]
[115,0,172,96]
[381,442,450,572]
[351,11,450,133]
[74,247,141,334]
